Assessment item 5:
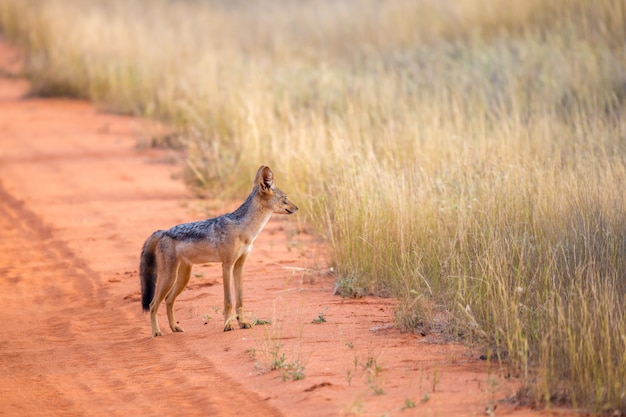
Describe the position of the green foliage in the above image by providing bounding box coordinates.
[311,307,328,324]
[402,397,416,410]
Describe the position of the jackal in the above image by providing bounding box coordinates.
[140,165,298,336]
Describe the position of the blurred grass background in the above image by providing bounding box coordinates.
[1,0,625,412]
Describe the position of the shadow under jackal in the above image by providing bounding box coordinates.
[139,165,298,336]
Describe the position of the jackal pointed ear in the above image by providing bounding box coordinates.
[254,165,266,187]
[254,165,274,193]
[259,166,274,193]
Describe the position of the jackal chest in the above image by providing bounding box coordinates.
[238,235,254,256]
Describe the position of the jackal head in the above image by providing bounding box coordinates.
[254,165,299,215]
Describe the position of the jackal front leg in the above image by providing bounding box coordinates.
[222,262,237,331]
[234,254,251,329]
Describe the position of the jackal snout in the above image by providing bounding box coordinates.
[265,189,298,215]
[277,195,298,215]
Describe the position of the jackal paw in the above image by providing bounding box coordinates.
[172,325,185,333]
[238,321,252,329]
[223,323,236,332]
[152,330,163,337]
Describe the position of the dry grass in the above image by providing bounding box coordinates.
[1,0,625,412]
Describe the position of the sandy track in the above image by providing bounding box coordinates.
[0,39,555,416]
[0,184,281,417]
[0,46,283,415]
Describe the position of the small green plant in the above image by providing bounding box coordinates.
[253,304,306,382]
[362,355,383,374]
[421,392,430,403]
[334,275,365,298]
[251,317,271,326]
[280,359,306,381]
[402,397,416,410]
[363,354,385,395]
[311,307,328,324]
[202,314,212,324]
[270,350,287,370]
[265,349,306,381]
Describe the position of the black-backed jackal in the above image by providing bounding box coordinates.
[140,166,298,336]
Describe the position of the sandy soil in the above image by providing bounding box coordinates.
[0,39,563,416]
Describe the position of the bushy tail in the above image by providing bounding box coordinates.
[140,230,164,311]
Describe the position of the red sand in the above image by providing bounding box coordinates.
[0,39,566,416]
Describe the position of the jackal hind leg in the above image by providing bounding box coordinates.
[233,254,251,329]
[165,261,191,333]
[149,249,178,337]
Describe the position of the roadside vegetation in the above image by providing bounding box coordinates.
[1,0,625,412]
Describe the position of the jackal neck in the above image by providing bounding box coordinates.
[229,187,272,232]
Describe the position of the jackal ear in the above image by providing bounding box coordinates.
[261,166,274,193]
[254,165,274,193]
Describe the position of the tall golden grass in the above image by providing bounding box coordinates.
[1,0,625,412]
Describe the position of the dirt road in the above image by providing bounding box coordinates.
[0,42,287,416]
[0,40,548,416]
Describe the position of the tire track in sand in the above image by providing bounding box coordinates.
[0,180,282,417]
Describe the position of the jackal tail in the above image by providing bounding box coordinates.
[140,230,164,311]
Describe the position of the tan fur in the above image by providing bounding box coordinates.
[140,166,298,336]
